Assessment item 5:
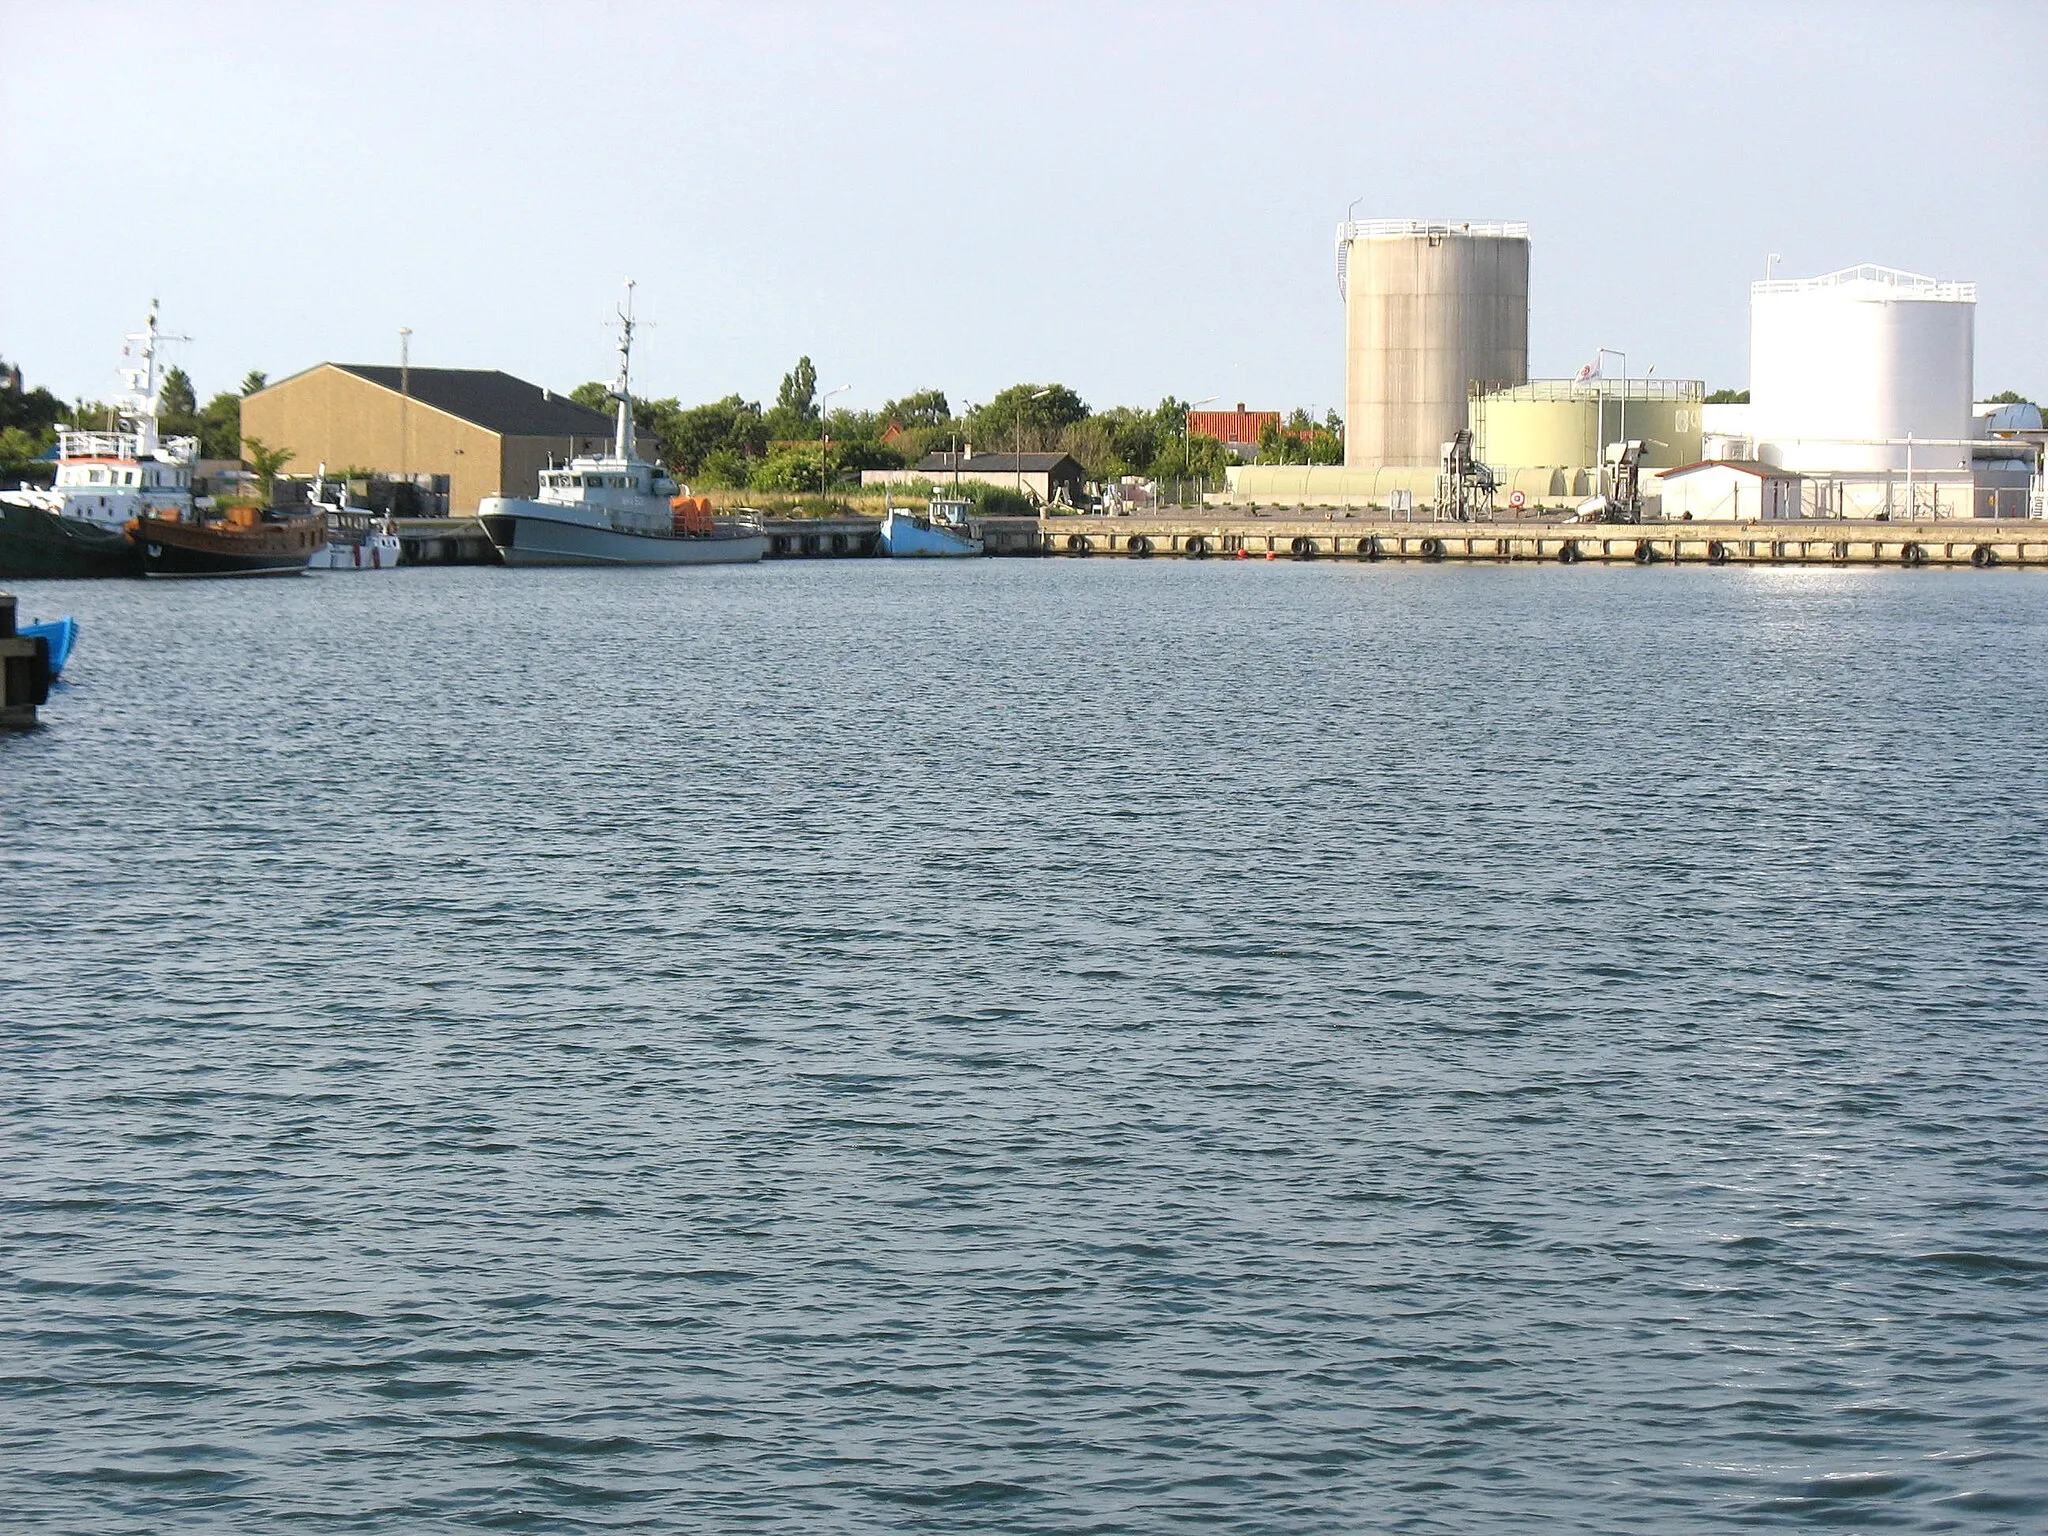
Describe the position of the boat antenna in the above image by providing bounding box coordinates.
[611,279,636,463]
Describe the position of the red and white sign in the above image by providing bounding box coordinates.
[1508,490,1527,509]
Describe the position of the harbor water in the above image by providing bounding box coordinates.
[3,562,2045,1532]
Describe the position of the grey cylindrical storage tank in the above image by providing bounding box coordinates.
[1339,220,1530,467]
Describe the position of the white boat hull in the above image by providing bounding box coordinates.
[478,505,765,567]
[306,536,402,571]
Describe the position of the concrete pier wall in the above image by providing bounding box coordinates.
[1030,517,2048,569]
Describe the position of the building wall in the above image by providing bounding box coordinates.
[1662,469,1802,521]
[242,365,613,512]
[1344,228,1529,468]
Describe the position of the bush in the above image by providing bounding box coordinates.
[752,447,824,493]
[965,485,1034,517]
[696,448,752,489]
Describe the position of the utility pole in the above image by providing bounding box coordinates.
[398,327,412,491]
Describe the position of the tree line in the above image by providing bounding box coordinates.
[568,356,1258,493]
[4,348,1360,492]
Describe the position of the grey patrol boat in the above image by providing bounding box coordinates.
[478,282,765,567]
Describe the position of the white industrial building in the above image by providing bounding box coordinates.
[1726,264,2039,519]
[1660,460,1804,522]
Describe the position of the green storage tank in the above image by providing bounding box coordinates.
[1472,381,1703,472]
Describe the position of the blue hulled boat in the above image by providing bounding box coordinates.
[21,616,77,678]
[879,495,984,558]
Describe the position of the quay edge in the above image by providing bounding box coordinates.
[1026,517,2048,568]
[1,592,53,729]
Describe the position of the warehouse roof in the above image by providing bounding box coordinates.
[914,450,1081,474]
[320,364,615,437]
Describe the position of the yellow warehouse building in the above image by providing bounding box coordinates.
[241,364,616,514]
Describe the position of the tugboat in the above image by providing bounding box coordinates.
[879,493,984,557]
[0,502,134,579]
[477,281,766,567]
[0,300,199,578]
[0,301,318,578]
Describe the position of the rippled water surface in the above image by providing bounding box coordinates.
[4,560,2046,1532]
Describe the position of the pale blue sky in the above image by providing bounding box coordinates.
[4,0,2042,414]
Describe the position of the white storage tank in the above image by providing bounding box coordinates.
[1339,220,1529,467]
[1749,265,1974,474]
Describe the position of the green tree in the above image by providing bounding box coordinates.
[696,447,752,489]
[966,383,1088,453]
[1150,430,1229,485]
[657,395,767,476]
[242,436,295,504]
[776,355,819,423]
[570,380,612,414]
[159,365,199,436]
[1255,410,1343,466]
[1981,390,2034,406]
[1705,388,1749,404]
[0,425,51,473]
[241,370,268,396]
[197,391,242,460]
[881,388,950,429]
[1064,404,1170,480]
[0,359,66,439]
[752,445,824,493]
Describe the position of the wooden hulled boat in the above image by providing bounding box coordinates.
[133,508,320,578]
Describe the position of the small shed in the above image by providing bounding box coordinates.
[1659,459,1803,521]
[909,450,1086,506]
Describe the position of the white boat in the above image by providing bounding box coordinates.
[304,467,403,570]
[879,494,984,557]
[0,300,198,534]
[476,282,766,567]
[306,521,402,571]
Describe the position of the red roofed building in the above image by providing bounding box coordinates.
[1186,404,1282,457]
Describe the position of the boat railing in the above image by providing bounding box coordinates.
[57,429,139,460]
[55,429,198,464]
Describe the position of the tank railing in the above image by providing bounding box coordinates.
[1751,265,1975,302]
[1337,219,1529,240]
[1470,379,1705,403]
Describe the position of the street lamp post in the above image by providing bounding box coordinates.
[1591,347,1627,489]
[820,383,851,496]
[1018,386,1052,500]
[1185,395,1219,504]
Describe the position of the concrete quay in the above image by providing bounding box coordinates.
[1,592,53,729]
[1031,516,2048,569]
